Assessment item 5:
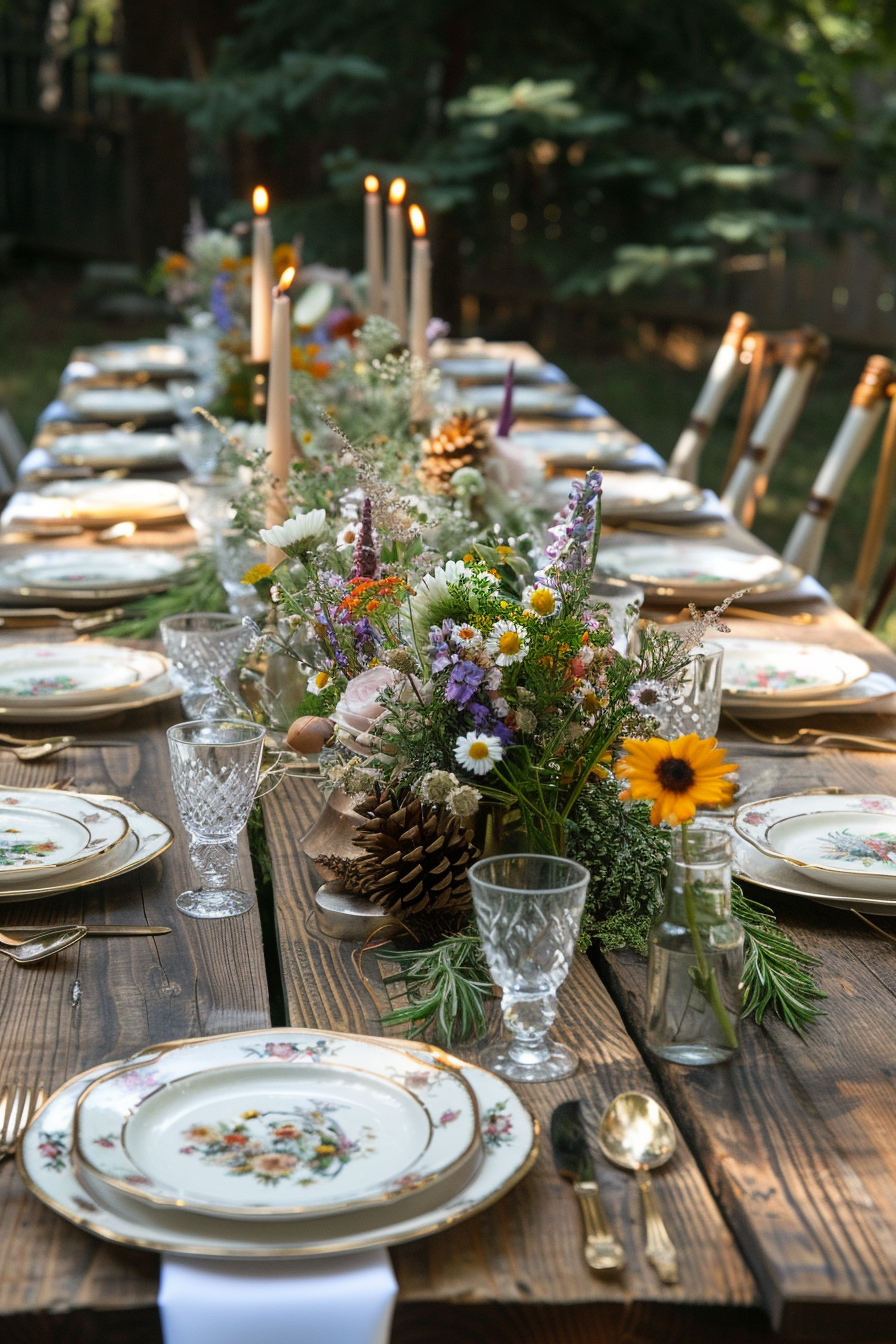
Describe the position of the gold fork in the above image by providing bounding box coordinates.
[0,1082,46,1161]
[724,711,896,753]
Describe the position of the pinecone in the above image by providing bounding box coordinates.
[352,788,480,918]
[417,412,492,495]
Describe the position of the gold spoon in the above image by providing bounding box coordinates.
[0,926,87,964]
[598,1092,679,1285]
[0,737,77,761]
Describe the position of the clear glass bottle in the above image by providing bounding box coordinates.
[646,825,744,1065]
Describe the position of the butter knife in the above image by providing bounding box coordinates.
[551,1100,625,1272]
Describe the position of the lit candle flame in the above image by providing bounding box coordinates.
[364,174,379,194]
[277,266,296,294]
[409,204,426,238]
[389,178,407,205]
[252,186,269,215]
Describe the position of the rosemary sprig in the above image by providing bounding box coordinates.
[98,551,228,639]
[733,883,825,1033]
[378,928,493,1047]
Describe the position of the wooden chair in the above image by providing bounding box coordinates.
[783,355,895,579]
[720,327,829,528]
[667,311,754,482]
[0,409,26,492]
[848,386,896,625]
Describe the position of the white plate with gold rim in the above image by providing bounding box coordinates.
[512,427,644,467]
[0,793,169,902]
[0,667,176,723]
[0,787,129,884]
[33,478,186,525]
[0,644,167,707]
[0,548,185,600]
[75,1030,480,1222]
[83,343,192,376]
[49,431,182,470]
[732,827,896,913]
[720,639,870,703]
[22,1039,536,1258]
[596,539,800,602]
[735,792,896,896]
[63,387,176,421]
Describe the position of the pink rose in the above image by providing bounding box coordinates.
[332,666,401,754]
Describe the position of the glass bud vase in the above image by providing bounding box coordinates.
[646,825,744,1066]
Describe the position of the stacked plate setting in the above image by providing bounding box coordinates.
[0,785,171,903]
[717,637,894,718]
[733,791,896,913]
[20,1028,537,1259]
[47,430,183,471]
[0,642,179,722]
[0,548,185,606]
[596,539,802,602]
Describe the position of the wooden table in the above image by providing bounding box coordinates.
[3,548,896,1340]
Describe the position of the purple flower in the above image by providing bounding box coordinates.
[210,273,234,332]
[429,620,454,674]
[446,660,485,706]
[353,616,383,657]
[537,469,603,584]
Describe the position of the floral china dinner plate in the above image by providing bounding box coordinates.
[0,787,128,883]
[84,342,192,375]
[35,478,186,524]
[735,792,896,896]
[0,548,185,599]
[49,431,182,470]
[719,639,870,701]
[75,1030,481,1221]
[0,793,169,902]
[0,668,177,723]
[63,386,176,421]
[0,644,167,707]
[20,1041,536,1258]
[731,827,896,913]
[596,540,799,602]
[587,471,702,520]
[510,427,643,466]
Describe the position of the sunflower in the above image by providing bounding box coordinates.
[614,734,737,826]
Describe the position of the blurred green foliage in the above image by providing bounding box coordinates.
[99,0,896,295]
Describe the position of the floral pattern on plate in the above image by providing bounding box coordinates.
[20,1047,537,1258]
[820,830,896,868]
[179,1104,374,1186]
[0,834,60,867]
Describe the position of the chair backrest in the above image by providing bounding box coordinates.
[0,409,26,492]
[783,355,895,577]
[667,311,753,482]
[720,327,829,528]
[845,386,896,619]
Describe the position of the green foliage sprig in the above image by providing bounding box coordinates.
[378,928,493,1047]
[98,551,227,640]
[733,884,825,1033]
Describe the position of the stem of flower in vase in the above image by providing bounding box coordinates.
[680,822,738,1050]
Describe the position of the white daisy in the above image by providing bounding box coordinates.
[454,731,504,776]
[486,620,529,666]
[259,508,327,554]
[336,522,359,551]
[307,670,332,695]
[451,623,483,650]
[522,584,558,619]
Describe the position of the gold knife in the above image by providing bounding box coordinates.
[0,925,171,937]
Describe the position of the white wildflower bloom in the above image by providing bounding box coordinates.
[522,584,558,619]
[486,620,529,666]
[419,770,459,804]
[259,508,328,552]
[493,697,510,718]
[336,522,360,550]
[407,559,469,629]
[451,623,483,650]
[454,731,504,776]
[307,670,332,695]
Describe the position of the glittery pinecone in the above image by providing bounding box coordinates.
[349,788,479,919]
[417,413,492,495]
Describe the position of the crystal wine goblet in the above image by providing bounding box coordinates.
[469,853,590,1082]
[167,720,266,919]
[160,612,257,718]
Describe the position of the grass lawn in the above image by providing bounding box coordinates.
[2,268,895,633]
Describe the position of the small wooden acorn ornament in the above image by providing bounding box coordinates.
[286,715,334,756]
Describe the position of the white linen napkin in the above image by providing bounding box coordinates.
[159,1249,398,1344]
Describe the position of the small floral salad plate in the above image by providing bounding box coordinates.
[20,1039,536,1259]
[74,1029,482,1222]
[0,787,129,885]
[0,644,167,708]
[720,639,869,703]
[735,792,896,897]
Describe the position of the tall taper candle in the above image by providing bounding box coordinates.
[408,204,431,362]
[265,266,295,560]
[250,186,273,362]
[364,175,385,316]
[387,177,407,337]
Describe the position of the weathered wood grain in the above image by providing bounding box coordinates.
[0,698,269,1322]
[262,776,757,1326]
[598,609,896,1340]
